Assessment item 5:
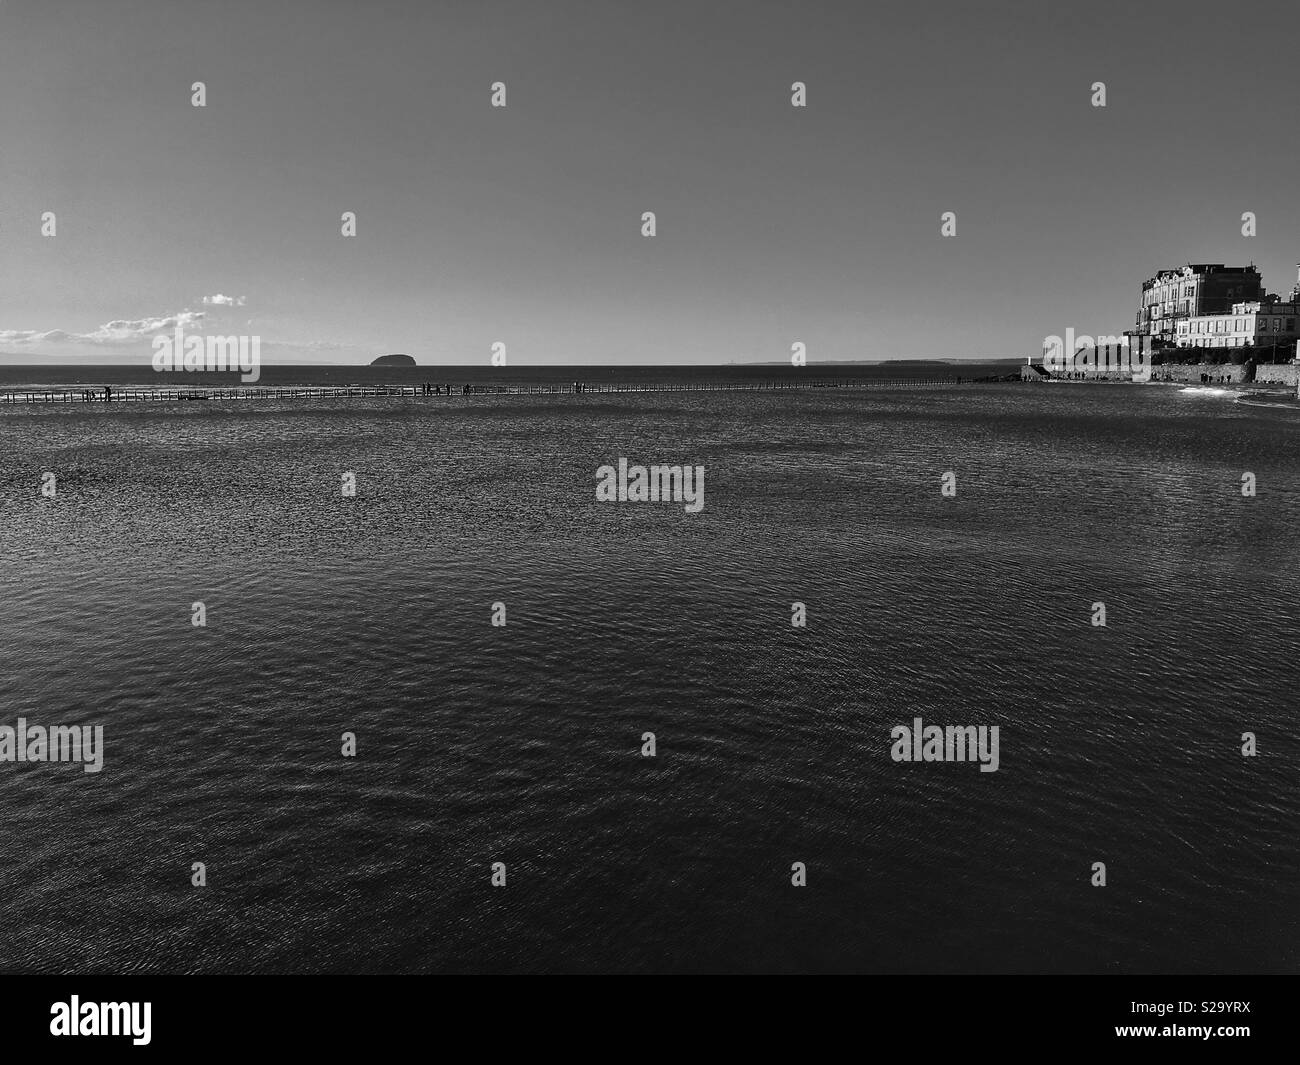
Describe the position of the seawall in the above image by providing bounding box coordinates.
[1253,363,1300,386]
[1148,363,1250,384]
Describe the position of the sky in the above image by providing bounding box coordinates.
[1,0,1297,365]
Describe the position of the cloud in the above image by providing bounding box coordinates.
[0,304,362,359]
[0,310,209,346]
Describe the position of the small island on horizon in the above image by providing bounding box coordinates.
[370,353,416,366]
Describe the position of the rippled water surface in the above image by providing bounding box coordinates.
[2,380,1298,973]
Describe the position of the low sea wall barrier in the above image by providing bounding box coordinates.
[1036,362,1297,385]
[0,377,966,405]
[1146,362,1298,385]
[1147,362,1251,384]
[1252,363,1300,386]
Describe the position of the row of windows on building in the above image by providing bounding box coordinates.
[1145,285,1260,314]
[1176,336,1296,348]
[1146,285,1196,303]
[1146,283,1255,303]
[1178,317,1296,335]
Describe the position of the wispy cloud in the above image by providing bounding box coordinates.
[0,305,364,362]
[0,310,207,346]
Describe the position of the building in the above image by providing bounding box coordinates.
[1175,298,1300,352]
[1136,264,1263,346]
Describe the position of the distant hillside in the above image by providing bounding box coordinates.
[370,353,415,366]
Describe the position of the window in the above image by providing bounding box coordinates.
[1274,319,1282,331]
[1261,319,1270,332]
[1288,319,1296,332]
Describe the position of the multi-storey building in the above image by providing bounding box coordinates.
[1136,264,1263,345]
[1175,298,1300,351]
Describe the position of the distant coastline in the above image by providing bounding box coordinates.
[0,354,1028,368]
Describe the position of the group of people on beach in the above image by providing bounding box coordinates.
[419,382,587,395]
[1146,371,1237,384]
[61,381,593,403]
[419,383,475,395]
